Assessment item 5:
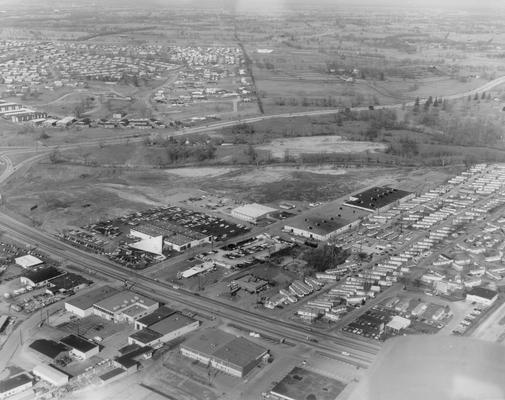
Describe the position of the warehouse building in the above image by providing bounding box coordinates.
[231,203,277,224]
[65,285,119,318]
[29,339,69,362]
[344,186,414,213]
[46,273,92,295]
[181,329,269,378]
[14,255,43,269]
[0,372,33,400]
[128,312,199,347]
[134,306,176,330]
[466,287,498,307]
[20,266,64,287]
[92,291,159,323]
[284,203,368,241]
[32,364,69,387]
[60,335,100,360]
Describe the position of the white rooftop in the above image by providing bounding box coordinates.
[387,315,411,331]
[15,254,43,268]
[232,203,277,219]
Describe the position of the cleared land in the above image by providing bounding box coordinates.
[256,136,386,159]
[2,158,461,234]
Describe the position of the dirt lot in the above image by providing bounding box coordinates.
[2,161,461,234]
[256,136,386,159]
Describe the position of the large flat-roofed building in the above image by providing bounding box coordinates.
[46,273,92,295]
[92,291,159,323]
[60,335,99,360]
[65,285,119,318]
[128,312,199,347]
[344,186,414,213]
[0,372,33,400]
[134,306,176,330]
[20,266,64,287]
[181,329,269,378]
[231,203,277,224]
[284,203,368,242]
[15,255,43,269]
[28,339,69,362]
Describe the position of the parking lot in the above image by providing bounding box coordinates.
[62,205,250,268]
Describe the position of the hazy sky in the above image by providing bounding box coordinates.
[0,0,504,11]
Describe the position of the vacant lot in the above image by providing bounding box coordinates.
[256,136,386,159]
[3,158,460,234]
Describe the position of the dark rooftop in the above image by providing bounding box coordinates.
[60,334,98,353]
[22,266,64,285]
[0,372,32,394]
[136,305,175,327]
[29,339,69,360]
[115,345,153,368]
[65,285,119,311]
[467,286,498,300]
[99,368,125,382]
[129,328,162,345]
[344,186,412,211]
[47,273,92,294]
[118,343,141,355]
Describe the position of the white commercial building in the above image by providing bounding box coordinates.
[231,203,277,224]
[466,287,498,307]
[64,285,119,318]
[128,313,199,347]
[15,255,43,269]
[32,365,68,387]
[92,291,159,323]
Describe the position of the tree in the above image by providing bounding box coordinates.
[413,97,420,112]
[304,244,350,273]
[244,144,257,163]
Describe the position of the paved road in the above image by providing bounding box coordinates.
[0,74,505,371]
[0,211,380,368]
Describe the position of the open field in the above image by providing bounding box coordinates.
[2,157,461,234]
[256,136,386,159]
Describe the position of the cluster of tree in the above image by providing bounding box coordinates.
[74,96,95,118]
[164,142,217,164]
[303,244,350,273]
[386,137,419,157]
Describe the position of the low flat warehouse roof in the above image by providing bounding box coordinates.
[344,186,412,212]
[285,202,368,237]
[232,203,277,220]
[60,334,97,353]
[65,285,119,311]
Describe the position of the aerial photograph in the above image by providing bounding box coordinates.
[1,0,505,399]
